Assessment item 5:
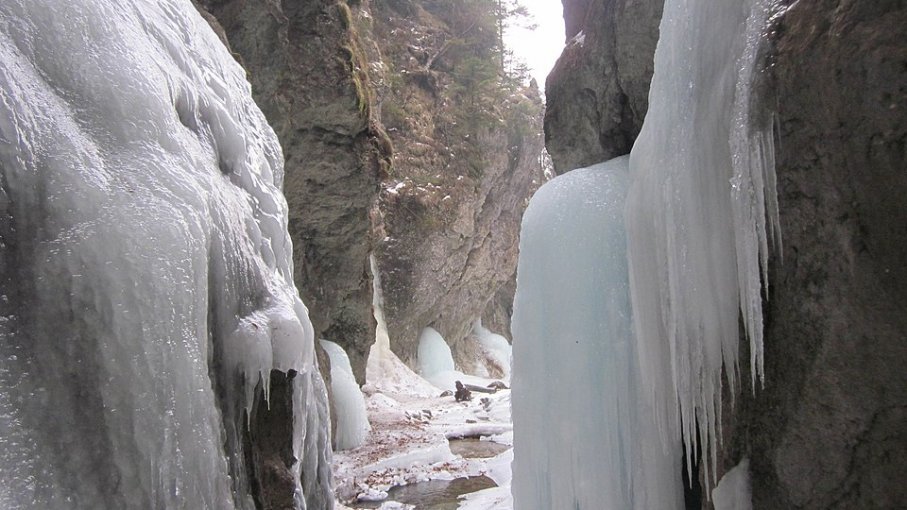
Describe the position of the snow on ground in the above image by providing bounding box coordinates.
[333,347,513,509]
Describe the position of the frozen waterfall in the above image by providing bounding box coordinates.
[626,0,778,484]
[0,0,332,508]
[417,326,456,387]
[473,320,512,380]
[511,158,682,510]
[512,0,776,507]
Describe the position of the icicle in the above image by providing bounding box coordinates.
[625,0,779,490]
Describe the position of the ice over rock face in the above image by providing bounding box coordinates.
[0,0,331,508]
[513,0,777,506]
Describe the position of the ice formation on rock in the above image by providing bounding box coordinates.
[417,327,456,383]
[625,0,778,484]
[0,0,331,507]
[473,320,512,380]
[365,255,438,398]
[511,157,682,510]
[321,340,371,450]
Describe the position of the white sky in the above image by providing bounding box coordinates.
[503,0,566,94]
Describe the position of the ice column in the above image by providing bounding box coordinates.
[512,158,682,510]
[321,340,371,450]
[0,0,332,507]
[625,0,778,483]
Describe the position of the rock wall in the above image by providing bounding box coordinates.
[368,0,546,367]
[198,0,545,381]
[544,0,663,173]
[197,0,387,383]
[548,0,906,507]
[720,2,907,508]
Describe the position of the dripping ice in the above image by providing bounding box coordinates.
[0,0,332,508]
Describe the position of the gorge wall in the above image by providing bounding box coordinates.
[544,0,662,173]
[546,0,906,507]
[368,0,545,369]
[197,0,544,382]
[196,0,385,384]
[729,2,907,507]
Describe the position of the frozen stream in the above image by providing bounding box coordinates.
[348,440,509,509]
[352,476,497,510]
[332,324,514,510]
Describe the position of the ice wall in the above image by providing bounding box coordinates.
[625,0,777,483]
[0,0,331,508]
[320,340,370,450]
[511,157,682,510]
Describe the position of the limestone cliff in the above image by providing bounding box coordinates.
[197,0,544,381]
[363,0,545,370]
[547,0,906,507]
[545,0,663,173]
[197,0,387,384]
[723,2,907,507]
